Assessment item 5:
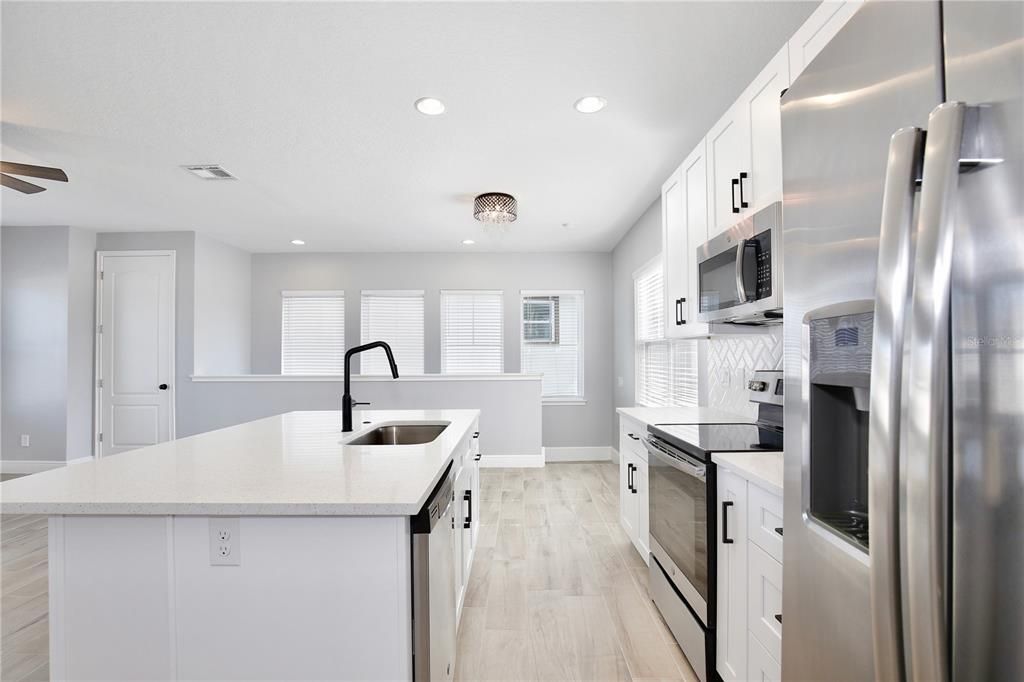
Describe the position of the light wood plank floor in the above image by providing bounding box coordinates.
[0,463,697,682]
[1,511,49,682]
[456,463,698,682]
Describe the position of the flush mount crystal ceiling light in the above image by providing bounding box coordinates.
[473,192,517,224]
[573,96,607,113]
[414,97,446,115]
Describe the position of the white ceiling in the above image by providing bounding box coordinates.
[1,1,816,253]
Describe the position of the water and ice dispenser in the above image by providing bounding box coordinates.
[805,304,874,550]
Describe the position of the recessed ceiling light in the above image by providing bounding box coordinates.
[573,96,607,114]
[461,239,476,246]
[414,97,446,116]
[291,239,305,246]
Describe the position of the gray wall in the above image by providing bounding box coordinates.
[194,235,252,375]
[188,377,542,458]
[1,225,95,463]
[2,226,69,461]
[248,252,614,448]
[65,227,97,459]
[610,198,662,435]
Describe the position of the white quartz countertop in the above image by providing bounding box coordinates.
[712,451,784,497]
[0,409,479,517]
[617,405,750,427]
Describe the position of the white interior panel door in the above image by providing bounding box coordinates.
[98,252,174,455]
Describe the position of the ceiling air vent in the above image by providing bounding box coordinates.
[182,164,236,180]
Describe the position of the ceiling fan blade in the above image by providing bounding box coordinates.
[1,173,46,194]
[0,162,68,182]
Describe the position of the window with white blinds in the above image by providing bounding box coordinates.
[441,290,504,374]
[634,261,699,407]
[521,291,583,399]
[281,291,345,375]
[360,290,425,374]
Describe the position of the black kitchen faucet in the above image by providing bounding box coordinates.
[342,341,399,432]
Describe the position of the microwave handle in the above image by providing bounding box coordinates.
[735,238,750,303]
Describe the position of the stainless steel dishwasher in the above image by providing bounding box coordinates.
[411,462,455,682]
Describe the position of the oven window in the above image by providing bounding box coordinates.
[649,453,708,602]
[699,246,740,312]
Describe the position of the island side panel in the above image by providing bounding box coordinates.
[174,515,412,681]
[50,515,413,681]
[50,515,176,680]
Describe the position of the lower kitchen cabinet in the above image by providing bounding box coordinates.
[748,631,782,681]
[454,420,481,625]
[716,466,783,681]
[618,417,650,564]
[717,469,749,682]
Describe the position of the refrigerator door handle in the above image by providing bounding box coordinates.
[904,101,970,682]
[868,126,925,682]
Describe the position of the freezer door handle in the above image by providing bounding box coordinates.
[904,101,971,682]
[868,125,925,682]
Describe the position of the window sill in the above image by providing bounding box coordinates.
[542,398,588,406]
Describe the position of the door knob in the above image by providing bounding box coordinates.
[158,383,168,390]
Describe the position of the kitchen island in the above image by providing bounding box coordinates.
[0,409,481,681]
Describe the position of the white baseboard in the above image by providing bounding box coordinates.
[1,456,93,475]
[544,446,614,463]
[610,447,620,465]
[479,453,545,468]
[1,460,66,474]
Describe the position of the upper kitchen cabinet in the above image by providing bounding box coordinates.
[788,0,863,81]
[708,44,791,234]
[662,139,711,338]
[707,100,749,234]
[742,44,790,213]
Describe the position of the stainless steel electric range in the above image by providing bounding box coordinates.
[643,370,783,682]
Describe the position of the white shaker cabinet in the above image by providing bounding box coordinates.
[662,168,689,335]
[788,0,863,81]
[716,465,785,682]
[707,100,750,234]
[716,468,749,682]
[709,44,791,235]
[454,421,481,626]
[663,139,711,338]
[740,44,790,214]
[618,417,650,564]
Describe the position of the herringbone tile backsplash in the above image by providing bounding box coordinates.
[703,327,782,419]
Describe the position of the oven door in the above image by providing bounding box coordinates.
[645,437,711,625]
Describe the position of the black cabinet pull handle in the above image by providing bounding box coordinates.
[722,500,735,544]
[463,490,472,529]
[627,433,640,441]
[627,463,634,492]
[739,171,749,208]
[774,526,784,537]
[473,431,479,439]
[774,613,783,624]
[676,298,686,325]
[474,453,482,461]
[731,178,740,213]
[158,383,168,390]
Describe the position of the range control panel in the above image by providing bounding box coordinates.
[748,369,783,406]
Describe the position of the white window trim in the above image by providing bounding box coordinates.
[520,289,585,403]
[440,289,504,375]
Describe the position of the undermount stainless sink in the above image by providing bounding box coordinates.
[346,422,449,446]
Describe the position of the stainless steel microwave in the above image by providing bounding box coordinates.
[696,202,782,325]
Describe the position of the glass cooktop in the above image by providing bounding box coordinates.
[648,422,784,461]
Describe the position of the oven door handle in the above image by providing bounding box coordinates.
[643,438,706,480]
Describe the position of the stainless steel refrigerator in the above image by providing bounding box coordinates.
[781,2,1022,680]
